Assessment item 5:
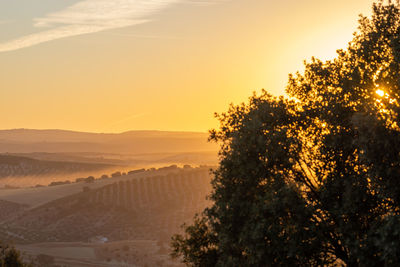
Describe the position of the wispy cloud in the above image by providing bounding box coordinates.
[0,0,183,53]
[183,0,229,6]
[99,31,183,39]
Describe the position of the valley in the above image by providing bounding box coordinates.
[0,165,214,266]
[0,129,217,266]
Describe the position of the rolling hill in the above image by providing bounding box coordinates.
[0,154,117,179]
[0,166,213,266]
[0,129,217,154]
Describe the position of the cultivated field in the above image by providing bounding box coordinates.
[0,165,214,266]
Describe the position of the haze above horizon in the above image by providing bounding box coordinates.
[0,128,209,134]
[1,0,374,132]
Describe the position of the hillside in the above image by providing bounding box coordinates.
[0,154,116,178]
[0,166,213,266]
[0,129,217,154]
[0,199,28,221]
[0,167,212,244]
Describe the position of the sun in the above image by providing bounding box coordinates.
[376,89,385,97]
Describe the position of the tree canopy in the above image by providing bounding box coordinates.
[172,1,400,266]
[0,243,28,267]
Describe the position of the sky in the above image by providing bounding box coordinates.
[0,0,375,133]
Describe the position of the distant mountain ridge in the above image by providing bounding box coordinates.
[0,129,217,154]
[0,129,209,142]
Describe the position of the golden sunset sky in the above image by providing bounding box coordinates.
[0,0,374,133]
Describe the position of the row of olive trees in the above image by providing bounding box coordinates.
[87,169,211,210]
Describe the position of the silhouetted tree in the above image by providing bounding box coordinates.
[172,1,400,266]
[100,174,109,179]
[85,176,95,183]
[112,171,122,178]
[0,243,28,267]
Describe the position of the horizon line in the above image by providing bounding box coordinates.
[0,128,210,135]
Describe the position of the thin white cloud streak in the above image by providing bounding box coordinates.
[100,31,183,39]
[0,0,182,53]
[183,0,229,6]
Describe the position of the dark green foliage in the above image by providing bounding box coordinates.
[171,216,218,266]
[0,244,27,267]
[171,1,400,266]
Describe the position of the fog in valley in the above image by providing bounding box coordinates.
[0,129,217,266]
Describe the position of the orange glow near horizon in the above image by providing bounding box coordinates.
[0,0,375,133]
[376,89,385,97]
